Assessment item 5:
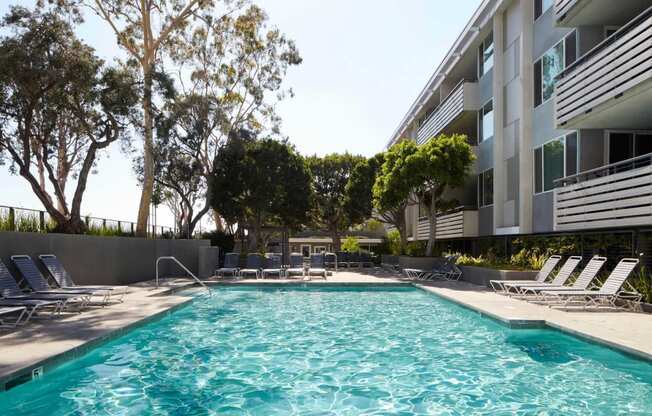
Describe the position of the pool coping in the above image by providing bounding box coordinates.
[1,280,650,392]
[0,287,195,391]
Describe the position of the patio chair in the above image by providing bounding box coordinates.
[0,307,27,329]
[490,255,562,293]
[286,253,306,279]
[403,255,457,280]
[324,252,338,271]
[262,254,285,279]
[39,254,126,304]
[216,253,240,279]
[519,256,607,300]
[307,253,327,280]
[429,262,463,281]
[348,252,361,268]
[540,258,642,311]
[502,256,582,296]
[381,255,400,273]
[12,255,95,307]
[335,251,349,268]
[0,260,69,318]
[239,254,263,279]
[360,253,374,268]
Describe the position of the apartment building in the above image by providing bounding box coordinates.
[388,0,652,248]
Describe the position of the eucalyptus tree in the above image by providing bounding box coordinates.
[151,4,301,233]
[0,7,137,234]
[83,0,248,236]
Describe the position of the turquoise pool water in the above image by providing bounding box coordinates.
[1,285,651,415]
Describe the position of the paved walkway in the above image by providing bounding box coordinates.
[1,270,650,390]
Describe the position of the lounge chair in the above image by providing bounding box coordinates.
[381,255,400,273]
[262,254,285,279]
[216,253,240,279]
[490,255,562,293]
[429,262,463,281]
[335,251,349,268]
[403,255,457,280]
[540,258,641,311]
[286,253,306,279]
[307,253,327,280]
[11,255,94,308]
[520,256,607,301]
[0,260,68,318]
[360,253,374,268]
[239,254,263,279]
[0,307,27,329]
[324,252,338,271]
[502,256,582,296]
[348,252,361,268]
[39,254,127,303]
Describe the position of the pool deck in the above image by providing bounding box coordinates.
[0,269,651,390]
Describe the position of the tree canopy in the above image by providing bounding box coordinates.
[0,7,137,233]
[305,153,367,250]
[210,137,311,251]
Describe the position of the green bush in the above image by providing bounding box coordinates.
[405,241,426,257]
[341,236,360,253]
[629,266,652,304]
[385,230,402,256]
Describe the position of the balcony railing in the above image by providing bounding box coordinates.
[555,7,652,127]
[415,207,479,240]
[553,154,652,231]
[554,0,577,23]
[417,80,478,145]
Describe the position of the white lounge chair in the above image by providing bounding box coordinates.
[262,254,284,279]
[490,255,562,294]
[307,253,327,280]
[540,258,641,311]
[0,306,27,329]
[521,256,607,301]
[216,253,240,279]
[286,253,306,279]
[240,254,263,279]
[503,256,582,296]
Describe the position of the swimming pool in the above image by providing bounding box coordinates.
[1,285,651,415]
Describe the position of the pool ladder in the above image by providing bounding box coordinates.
[156,256,212,295]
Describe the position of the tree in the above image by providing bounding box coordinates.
[0,7,137,233]
[85,0,247,236]
[346,152,385,225]
[151,4,301,235]
[210,138,311,251]
[372,141,419,253]
[305,153,366,251]
[411,135,475,256]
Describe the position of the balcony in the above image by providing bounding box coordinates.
[555,0,650,27]
[555,7,652,129]
[415,207,479,241]
[553,154,652,231]
[417,81,478,145]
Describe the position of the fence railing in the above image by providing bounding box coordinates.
[0,205,175,238]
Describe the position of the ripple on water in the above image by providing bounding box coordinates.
[0,286,651,415]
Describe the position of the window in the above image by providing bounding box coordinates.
[478,169,494,207]
[478,32,494,77]
[604,26,621,38]
[478,100,494,143]
[534,31,577,107]
[534,0,553,20]
[534,132,578,193]
[609,132,652,164]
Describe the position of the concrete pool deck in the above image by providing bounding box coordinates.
[0,269,651,390]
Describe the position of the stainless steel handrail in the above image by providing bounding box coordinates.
[156,256,212,295]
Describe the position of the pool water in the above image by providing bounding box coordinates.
[1,286,651,415]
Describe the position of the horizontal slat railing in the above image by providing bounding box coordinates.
[417,81,465,145]
[554,0,578,22]
[415,208,476,240]
[555,9,652,126]
[554,157,652,231]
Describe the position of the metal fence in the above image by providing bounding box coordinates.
[0,205,175,238]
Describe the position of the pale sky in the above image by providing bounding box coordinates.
[0,0,479,229]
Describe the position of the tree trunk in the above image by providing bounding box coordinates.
[136,67,155,237]
[52,216,87,234]
[396,208,408,255]
[331,230,342,252]
[425,190,436,257]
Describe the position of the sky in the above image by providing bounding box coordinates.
[0,0,480,229]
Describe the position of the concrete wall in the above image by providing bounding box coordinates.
[0,232,210,286]
[459,265,538,287]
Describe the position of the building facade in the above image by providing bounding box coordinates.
[388,0,652,250]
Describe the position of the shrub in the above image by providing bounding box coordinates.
[385,229,402,255]
[405,241,426,257]
[341,236,360,253]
